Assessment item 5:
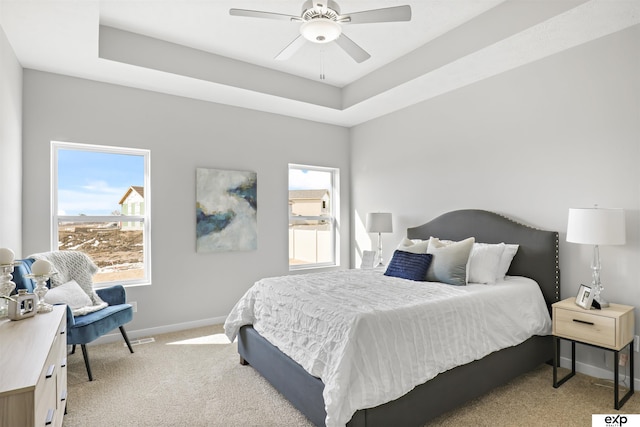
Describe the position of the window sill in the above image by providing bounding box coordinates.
[288,264,341,274]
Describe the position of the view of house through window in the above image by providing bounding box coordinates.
[289,164,338,269]
[52,141,151,286]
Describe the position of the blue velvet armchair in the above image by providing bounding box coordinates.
[13,257,134,381]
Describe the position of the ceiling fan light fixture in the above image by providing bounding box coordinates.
[300,18,341,43]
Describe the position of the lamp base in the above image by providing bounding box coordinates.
[375,233,385,268]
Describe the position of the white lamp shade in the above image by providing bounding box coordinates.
[366,213,393,233]
[566,208,626,245]
[300,18,341,43]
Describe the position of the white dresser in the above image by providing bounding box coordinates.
[0,305,67,427]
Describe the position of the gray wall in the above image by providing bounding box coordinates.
[0,20,22,253]
[21,70,350,334]
[351,25,640,382]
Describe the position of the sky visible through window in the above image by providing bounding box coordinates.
[289,168,331,191]
[58,149,144,216]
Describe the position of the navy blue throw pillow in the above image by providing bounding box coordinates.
[384,250,433,281]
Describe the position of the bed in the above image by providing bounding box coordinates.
[225,209,560,427]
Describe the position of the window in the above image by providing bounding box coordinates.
[289,164,339,269]
[52,141,151,286]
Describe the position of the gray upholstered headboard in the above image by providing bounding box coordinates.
[407,210,560,311]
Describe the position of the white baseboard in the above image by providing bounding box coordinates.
[87,315,228,346]
[559,356,640,390]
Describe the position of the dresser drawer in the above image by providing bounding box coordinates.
[34,344,60,426]
[34,381,56,427]
[55,322,67,427]
[554,308,616,348]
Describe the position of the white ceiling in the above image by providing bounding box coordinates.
[1,0,638,127]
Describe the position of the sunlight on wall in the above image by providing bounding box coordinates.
[354,210,373,269]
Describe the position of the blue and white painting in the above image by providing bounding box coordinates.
[196,168,257,252]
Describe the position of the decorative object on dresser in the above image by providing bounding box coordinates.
[7,289,38,320]
[0,247,19,318]
[552,297,634,409]
[566,207,626,308]
[24,259,55,313]
[366,212,393,267]
[0,305,68,427]
[13,251,135,381]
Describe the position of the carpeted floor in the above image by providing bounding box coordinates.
[62,324,639,426]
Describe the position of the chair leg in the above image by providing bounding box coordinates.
[71,344,76,354]
[120,326,134,354]
[80,345,93,381]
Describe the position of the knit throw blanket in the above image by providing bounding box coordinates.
[29,251,108,316]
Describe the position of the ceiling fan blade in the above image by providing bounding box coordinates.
[275,35,307,61]
[334,34,370,63]
[344,5,411,24]
[229,8,301,22]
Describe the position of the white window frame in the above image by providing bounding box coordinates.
[288,164,339,271]
[51,141,151,287]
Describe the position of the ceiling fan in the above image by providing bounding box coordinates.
[229,1,412,63]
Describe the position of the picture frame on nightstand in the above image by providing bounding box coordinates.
[361,250,376,269]
[575,284,594,309]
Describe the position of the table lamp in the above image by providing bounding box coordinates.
[566,207,625,308]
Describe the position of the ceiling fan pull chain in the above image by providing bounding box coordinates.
[320,48,326,80]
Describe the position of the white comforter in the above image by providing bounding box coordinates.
[224,269,551,427]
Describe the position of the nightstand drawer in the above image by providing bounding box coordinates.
[554,309,615,347]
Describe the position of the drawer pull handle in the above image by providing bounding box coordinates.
[45,409,55,425]
[46,364,55,378]
[61,389,67,402]
[573,319,594,326]
[61,357,67,368]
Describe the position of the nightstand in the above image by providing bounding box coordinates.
[552,297,635,409]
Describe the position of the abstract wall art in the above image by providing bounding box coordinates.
[196,168,257,252]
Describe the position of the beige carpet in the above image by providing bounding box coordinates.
[62,325,639,427]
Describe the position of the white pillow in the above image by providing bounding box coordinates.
[496,244,519,280]
[44,279,92,310]
[468,243,505,284]
[396,238,429,254]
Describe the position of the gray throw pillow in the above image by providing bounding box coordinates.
[426,237,475,286]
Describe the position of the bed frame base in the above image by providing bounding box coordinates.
[239,325,552,427]
[239,326,326,426]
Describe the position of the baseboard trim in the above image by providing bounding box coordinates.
[559,355,640,390]
[88,315,228,346]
